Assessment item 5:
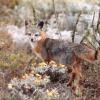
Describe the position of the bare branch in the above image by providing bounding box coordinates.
[52,0,61,37]
[91,11,95,28]
[31,4,37,24]
[96,9,100,34]
[80,29,90,43]
[72,11,82,43]
[52,0,58,22]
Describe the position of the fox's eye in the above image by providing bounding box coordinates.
[35,34,39,36]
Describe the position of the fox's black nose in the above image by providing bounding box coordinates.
[31,38,33,42]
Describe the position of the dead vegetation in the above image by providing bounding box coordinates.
[0,28,100,100]
[0,0,100,100]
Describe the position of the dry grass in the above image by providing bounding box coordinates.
[0,31,33,87]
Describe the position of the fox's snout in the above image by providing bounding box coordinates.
[31,38,34,42]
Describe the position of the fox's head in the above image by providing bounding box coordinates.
[25,20,46,50]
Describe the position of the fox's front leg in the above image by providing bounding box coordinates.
[33,51,44,62]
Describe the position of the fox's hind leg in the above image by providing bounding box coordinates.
[67,54,82,86]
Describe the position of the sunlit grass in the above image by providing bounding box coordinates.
[0,50,31,70]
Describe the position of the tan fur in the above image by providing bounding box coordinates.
[34,31,46,54]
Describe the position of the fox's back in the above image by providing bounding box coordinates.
[42,38,95,65]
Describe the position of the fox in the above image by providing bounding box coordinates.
[26,21,99,86]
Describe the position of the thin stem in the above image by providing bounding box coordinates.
[52,0,61,37]
[91,11,95,28]
[31,3,37,24]
[96,9,100,34]
[72,11,82,43]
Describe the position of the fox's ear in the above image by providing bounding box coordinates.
[38,21,44,29]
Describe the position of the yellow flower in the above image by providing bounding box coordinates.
[49,60,57,67]
[35,74,42,79]
[46,89,59,97]
[38,62,47,67]
[59,64,65,68]
[49,60,56,65]
[47,89,53,96]
[34,78,42,85]
[53,64,57,67]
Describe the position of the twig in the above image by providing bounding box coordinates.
[96,9,100,34]
[30,3,37,25]
[80,28,90,43]
[81,11,96,44]
[94,35,100,46]
[80,32,87,44]
[80,30,99,53]
[52,0,61,37]
[91,11,95,28]
[80,25,90,43]
[80,29,98,50]
[72,11,82,43]
[52,0,58,24]
[86,37,97,50]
